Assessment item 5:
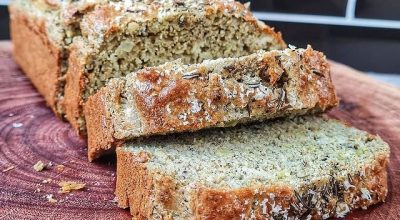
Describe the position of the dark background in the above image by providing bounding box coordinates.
[1,0,400,73]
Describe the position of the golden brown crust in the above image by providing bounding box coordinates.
[9,7,63,117]
[116,150,154,220]
[84,90,115,162]
[63,45,86,135]
[116,150,388,219]
[194,186,294,220]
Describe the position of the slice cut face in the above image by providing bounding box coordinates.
[63,0,286,134]
[85,47,338,161]
[116,116,390,219]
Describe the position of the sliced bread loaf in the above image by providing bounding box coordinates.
[116,116,389,219]
[84,46,338,161]
[63,0,286,134]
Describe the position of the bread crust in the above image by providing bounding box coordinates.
[63,43,87,135]
[116,149,154,219]
[64,0,286,137]
[9,6,63,117]
[115,150,388,219]
[85,47,338,161]
[84,79,123,161]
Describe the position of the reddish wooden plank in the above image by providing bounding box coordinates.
[0,41,399,219]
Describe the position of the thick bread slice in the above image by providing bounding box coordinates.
[115,116,390,219]
[63,0,286,135]
[9,0,104,117]
[84,46,338,161]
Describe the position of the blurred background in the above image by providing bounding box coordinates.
[1,0,399,85]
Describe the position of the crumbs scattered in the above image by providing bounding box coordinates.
[110,196,118,204]
[58,181,86,193]
[33,161,46,172]
[42,178,52,184]
[56,165,65,173]
[2,166,15,172]
[12,122,23,128]
[46,194,57,203]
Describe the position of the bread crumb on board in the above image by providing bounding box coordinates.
[33,161,46,172]
[58,181,86,193]
[46,194,57,203]
[2,166,15,172]
[12,122,23,128]
[42,178,52,184]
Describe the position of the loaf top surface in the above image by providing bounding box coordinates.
[121,116,389,189]
[78,0,285,50]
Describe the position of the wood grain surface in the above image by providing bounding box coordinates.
[0,41,399,219]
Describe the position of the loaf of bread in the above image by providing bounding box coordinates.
[84,46,338,161]
[9,0,104,117]
[9,0,66,117]
[116,116,389,219]
[63,0,286,135]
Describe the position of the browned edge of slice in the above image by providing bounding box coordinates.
[63,45,87,136]
[115,149,155,219]
[84,79,125,161]
[115,149,388,219]
[9,6,63,118]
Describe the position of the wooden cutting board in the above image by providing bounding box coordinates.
[0,41,399,219]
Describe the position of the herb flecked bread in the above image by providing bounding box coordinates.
[63,0,286,135]
[116,116,390,219]
[9,0,104,117]
[84,46,338,161]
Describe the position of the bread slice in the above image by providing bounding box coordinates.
[84,46,338,161]
[9,0,103,117]
[115,116,389,219]
[63,0,286,135]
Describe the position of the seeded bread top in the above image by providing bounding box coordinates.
[122,116,389,189]
[79,0,285,50]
